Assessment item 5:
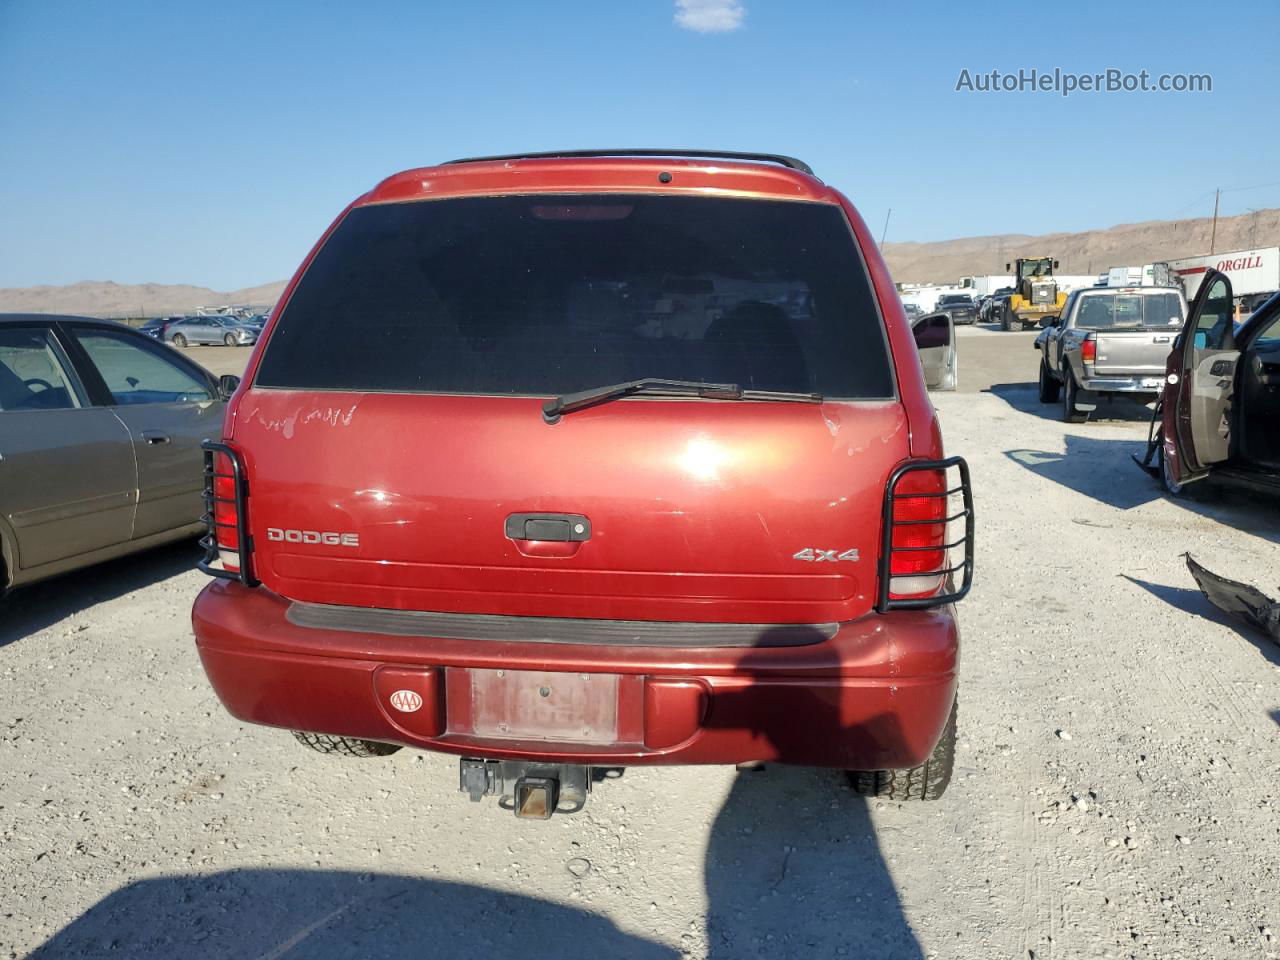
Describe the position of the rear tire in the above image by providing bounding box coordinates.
[1062,370,1089,423]
[1001,308,1012,331]
[291,731,402,758]
[224,333,237,346]
[172,333,187,347]
[848,695,957,801]
[1038,358,1060,403]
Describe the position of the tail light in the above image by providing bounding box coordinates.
[1081,338,1097,363]
[199,440,256,585]
[877,458,973,611]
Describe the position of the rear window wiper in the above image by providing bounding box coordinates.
[542,378,821,422]
[739,388,824,403]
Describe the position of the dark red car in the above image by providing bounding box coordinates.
[191,150,973,817]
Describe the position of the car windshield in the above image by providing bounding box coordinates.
[1074,292,1184,329]
[940,296,970,305]
[256,193,895,399]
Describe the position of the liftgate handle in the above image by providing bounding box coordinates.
[504,513,591,542]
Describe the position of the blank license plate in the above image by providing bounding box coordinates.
[470,669,619,743]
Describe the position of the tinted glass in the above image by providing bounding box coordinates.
[1254,314,1280,349]
[0,328,79,411]
[1193,279,1233,350]
[256,194,894,398]
[912,315,950,349]
[71,329,212,404]
[1139,292,1184,327]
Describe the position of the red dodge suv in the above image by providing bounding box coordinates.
[191,149,973,817]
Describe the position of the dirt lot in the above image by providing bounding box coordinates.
[3,329,1279,959]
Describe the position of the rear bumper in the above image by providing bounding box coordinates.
[192,581,959,770]
[1078,373,1164,394]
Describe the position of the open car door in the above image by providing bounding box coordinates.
[1162,269,1237,488]
[913,312,957,391]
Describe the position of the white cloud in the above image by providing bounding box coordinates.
[674,0,745,33]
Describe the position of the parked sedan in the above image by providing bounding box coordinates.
[165,315,258,347]
[140,315,184,340]
[0,314,239,592]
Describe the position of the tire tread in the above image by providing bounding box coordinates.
[291,731,401,758]
[848,696,957,801]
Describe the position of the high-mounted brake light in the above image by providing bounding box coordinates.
[199,440,256,585]
[877,457,973,612]
[1081,338,1097,363]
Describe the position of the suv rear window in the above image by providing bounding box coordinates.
[255,194,894,399]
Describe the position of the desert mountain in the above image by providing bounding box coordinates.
[882,207,1280,284]
[0,280,287,318]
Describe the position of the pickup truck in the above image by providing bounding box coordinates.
[1034,286,1187,422]
[934,293,978,325]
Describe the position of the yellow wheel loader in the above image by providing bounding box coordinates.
[1002,256,1068,331]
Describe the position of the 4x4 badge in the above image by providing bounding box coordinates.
[793,548,859,563]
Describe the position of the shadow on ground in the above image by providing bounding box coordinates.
[26,870,678,959]
[696,627,926,958]
[1121,575,1280,668]
[987,381,1155,424]
[969,322,1038,333]
[27,625,928,960]
[704,768,922,958]
[1005,436,1280,542]
[1006,434,1162,510]
[0,539,198,649]
[24,775,925,960]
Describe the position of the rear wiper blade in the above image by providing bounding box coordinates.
[543,378,742,421]
[740,389,824,403]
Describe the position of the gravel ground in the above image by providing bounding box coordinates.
[3,329,1279,959]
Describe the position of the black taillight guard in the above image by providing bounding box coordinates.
[876,456,974,612]
[199,439,257,586]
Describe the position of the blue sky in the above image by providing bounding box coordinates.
[2,0,1278,290]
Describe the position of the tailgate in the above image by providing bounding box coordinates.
[232,390,909,625]
[1093,331,1176,376]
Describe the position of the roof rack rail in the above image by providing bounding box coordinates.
[443,149,815,177]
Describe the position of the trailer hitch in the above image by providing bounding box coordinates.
[459,759,611,818]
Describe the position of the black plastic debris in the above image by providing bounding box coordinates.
[1185,553,1280,644]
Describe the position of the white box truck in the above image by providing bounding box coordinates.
[1169,246,1280,300]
